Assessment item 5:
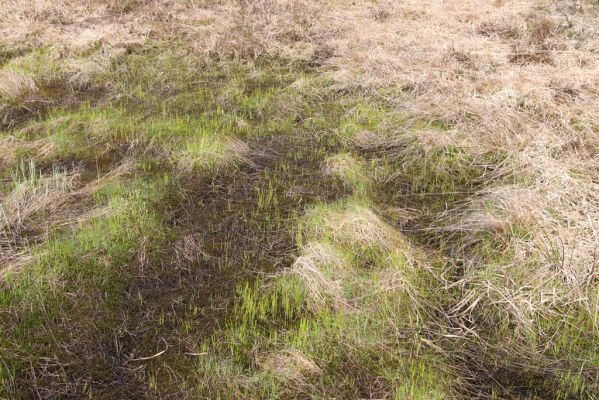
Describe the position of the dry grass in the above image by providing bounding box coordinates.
[1,0,597,397]
[0,160,133,278]
[322,153,369,192]
[0,168,79,240]
[308,203,407,252]
[330,0,599,284]
[176,138,251,172]
[0,167,80,275]
[199,0,341,64]
[0,71,37,99]
[0,137,17,168]
[286,242,348,310]
[0,0,173,51]
[259,349,322,383]
[439,185,544,235]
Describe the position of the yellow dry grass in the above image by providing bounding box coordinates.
[325,0,599,288]
[259,349,322,383]
[0,70,37,99]
[286,242,349,310]
[1,0,596,321]
[1,0,597,395]
[0,169,79,274]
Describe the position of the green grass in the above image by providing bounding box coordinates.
[0,32,596,400]
[185,193,454,398]
[0,174,170,394]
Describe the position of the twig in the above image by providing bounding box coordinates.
[127,338,168,362]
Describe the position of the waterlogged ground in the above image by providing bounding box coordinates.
[1,1,598,399]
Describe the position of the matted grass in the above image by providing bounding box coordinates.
[0,0,597,399]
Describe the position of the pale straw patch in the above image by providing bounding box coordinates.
[286,242,348,310]
[0,70,37,99]
[259,349,321,382]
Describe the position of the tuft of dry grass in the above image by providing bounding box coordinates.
[176,138,251,172]
[259,349,322,383]
[0,168,79,240]
[439,185,544,235]
[0,70,37,99]
[0,160,133,278]
[0,137,17,168]
[286,242,348,310]
[476,19,521,39]
[0,167,80,276]
[307,203,407,252]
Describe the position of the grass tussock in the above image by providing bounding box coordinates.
[0,70,37,99]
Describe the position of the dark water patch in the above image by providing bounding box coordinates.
[11,133,352,399]
[1,84,106,131]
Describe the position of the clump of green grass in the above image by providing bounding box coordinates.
[175,137,250,171]
[13,108,139,165]
[322,152,370,194]
[188,195,455,398]
[2,48,64,88]
[0,174,170,397]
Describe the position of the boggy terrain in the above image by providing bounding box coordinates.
[0,0,598,398]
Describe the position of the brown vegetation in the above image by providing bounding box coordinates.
[0,0,597,398]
